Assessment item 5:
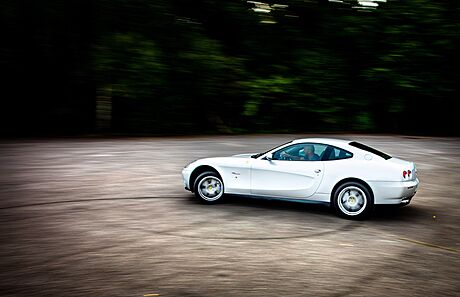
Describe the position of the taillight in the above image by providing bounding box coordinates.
[403,169,413,179]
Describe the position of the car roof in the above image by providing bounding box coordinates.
[291,137,351,147]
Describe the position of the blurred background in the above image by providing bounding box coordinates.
[1,3,460,296]
[1,0,459,136]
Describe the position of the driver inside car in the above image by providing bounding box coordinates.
[280,144,320,161]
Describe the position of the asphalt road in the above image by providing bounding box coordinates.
[0,135,459,297]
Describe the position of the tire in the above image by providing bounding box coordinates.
[333,181,373,219]
[193,171,225,204]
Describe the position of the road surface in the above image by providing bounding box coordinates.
[0,135,459,296]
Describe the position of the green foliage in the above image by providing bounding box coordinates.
[94,32,164,98]
[1,0,459,135]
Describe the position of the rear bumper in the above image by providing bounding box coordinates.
[368,178,419,205]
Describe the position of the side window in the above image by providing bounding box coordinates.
[273,143,327,161]
[323,145,353,161]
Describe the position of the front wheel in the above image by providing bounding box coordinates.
[333,182,373,219]
[194,171,225,204]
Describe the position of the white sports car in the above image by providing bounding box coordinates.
[182,138,419,219]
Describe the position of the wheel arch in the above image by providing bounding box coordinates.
[330,177,374,203]
[189,165,223,192]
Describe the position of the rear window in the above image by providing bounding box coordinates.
[349,141,392,160]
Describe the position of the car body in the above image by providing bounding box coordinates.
[182,138,419,219]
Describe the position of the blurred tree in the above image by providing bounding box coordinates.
[173,32,246,133]
[0,0,458,136]
[93,32,165,132]
[360,0,460,134]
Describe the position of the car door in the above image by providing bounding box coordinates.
[216,156,252,195]
[250,143,326,199]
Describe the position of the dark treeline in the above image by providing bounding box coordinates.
[1,0,459,136]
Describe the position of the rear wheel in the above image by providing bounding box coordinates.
[333,181,373,219]
[194,171,225,204]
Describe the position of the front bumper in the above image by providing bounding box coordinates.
[369,178,419,205]
[182,167,192,191]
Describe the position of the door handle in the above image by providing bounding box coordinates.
[314,169,321,173]
[232,172,241,175]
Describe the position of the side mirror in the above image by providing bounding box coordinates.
[264,153,273,161]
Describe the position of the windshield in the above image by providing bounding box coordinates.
[251,141,292,159]
[349,141,392,160]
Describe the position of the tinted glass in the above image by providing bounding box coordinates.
[273,143,327,161]
[349,141,392,160]
[322,145,353,161]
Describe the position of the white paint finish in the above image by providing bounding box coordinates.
[368,179,419,204]
[197,157,252,195]
[250,159,324,199]
[182,138,420,205]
